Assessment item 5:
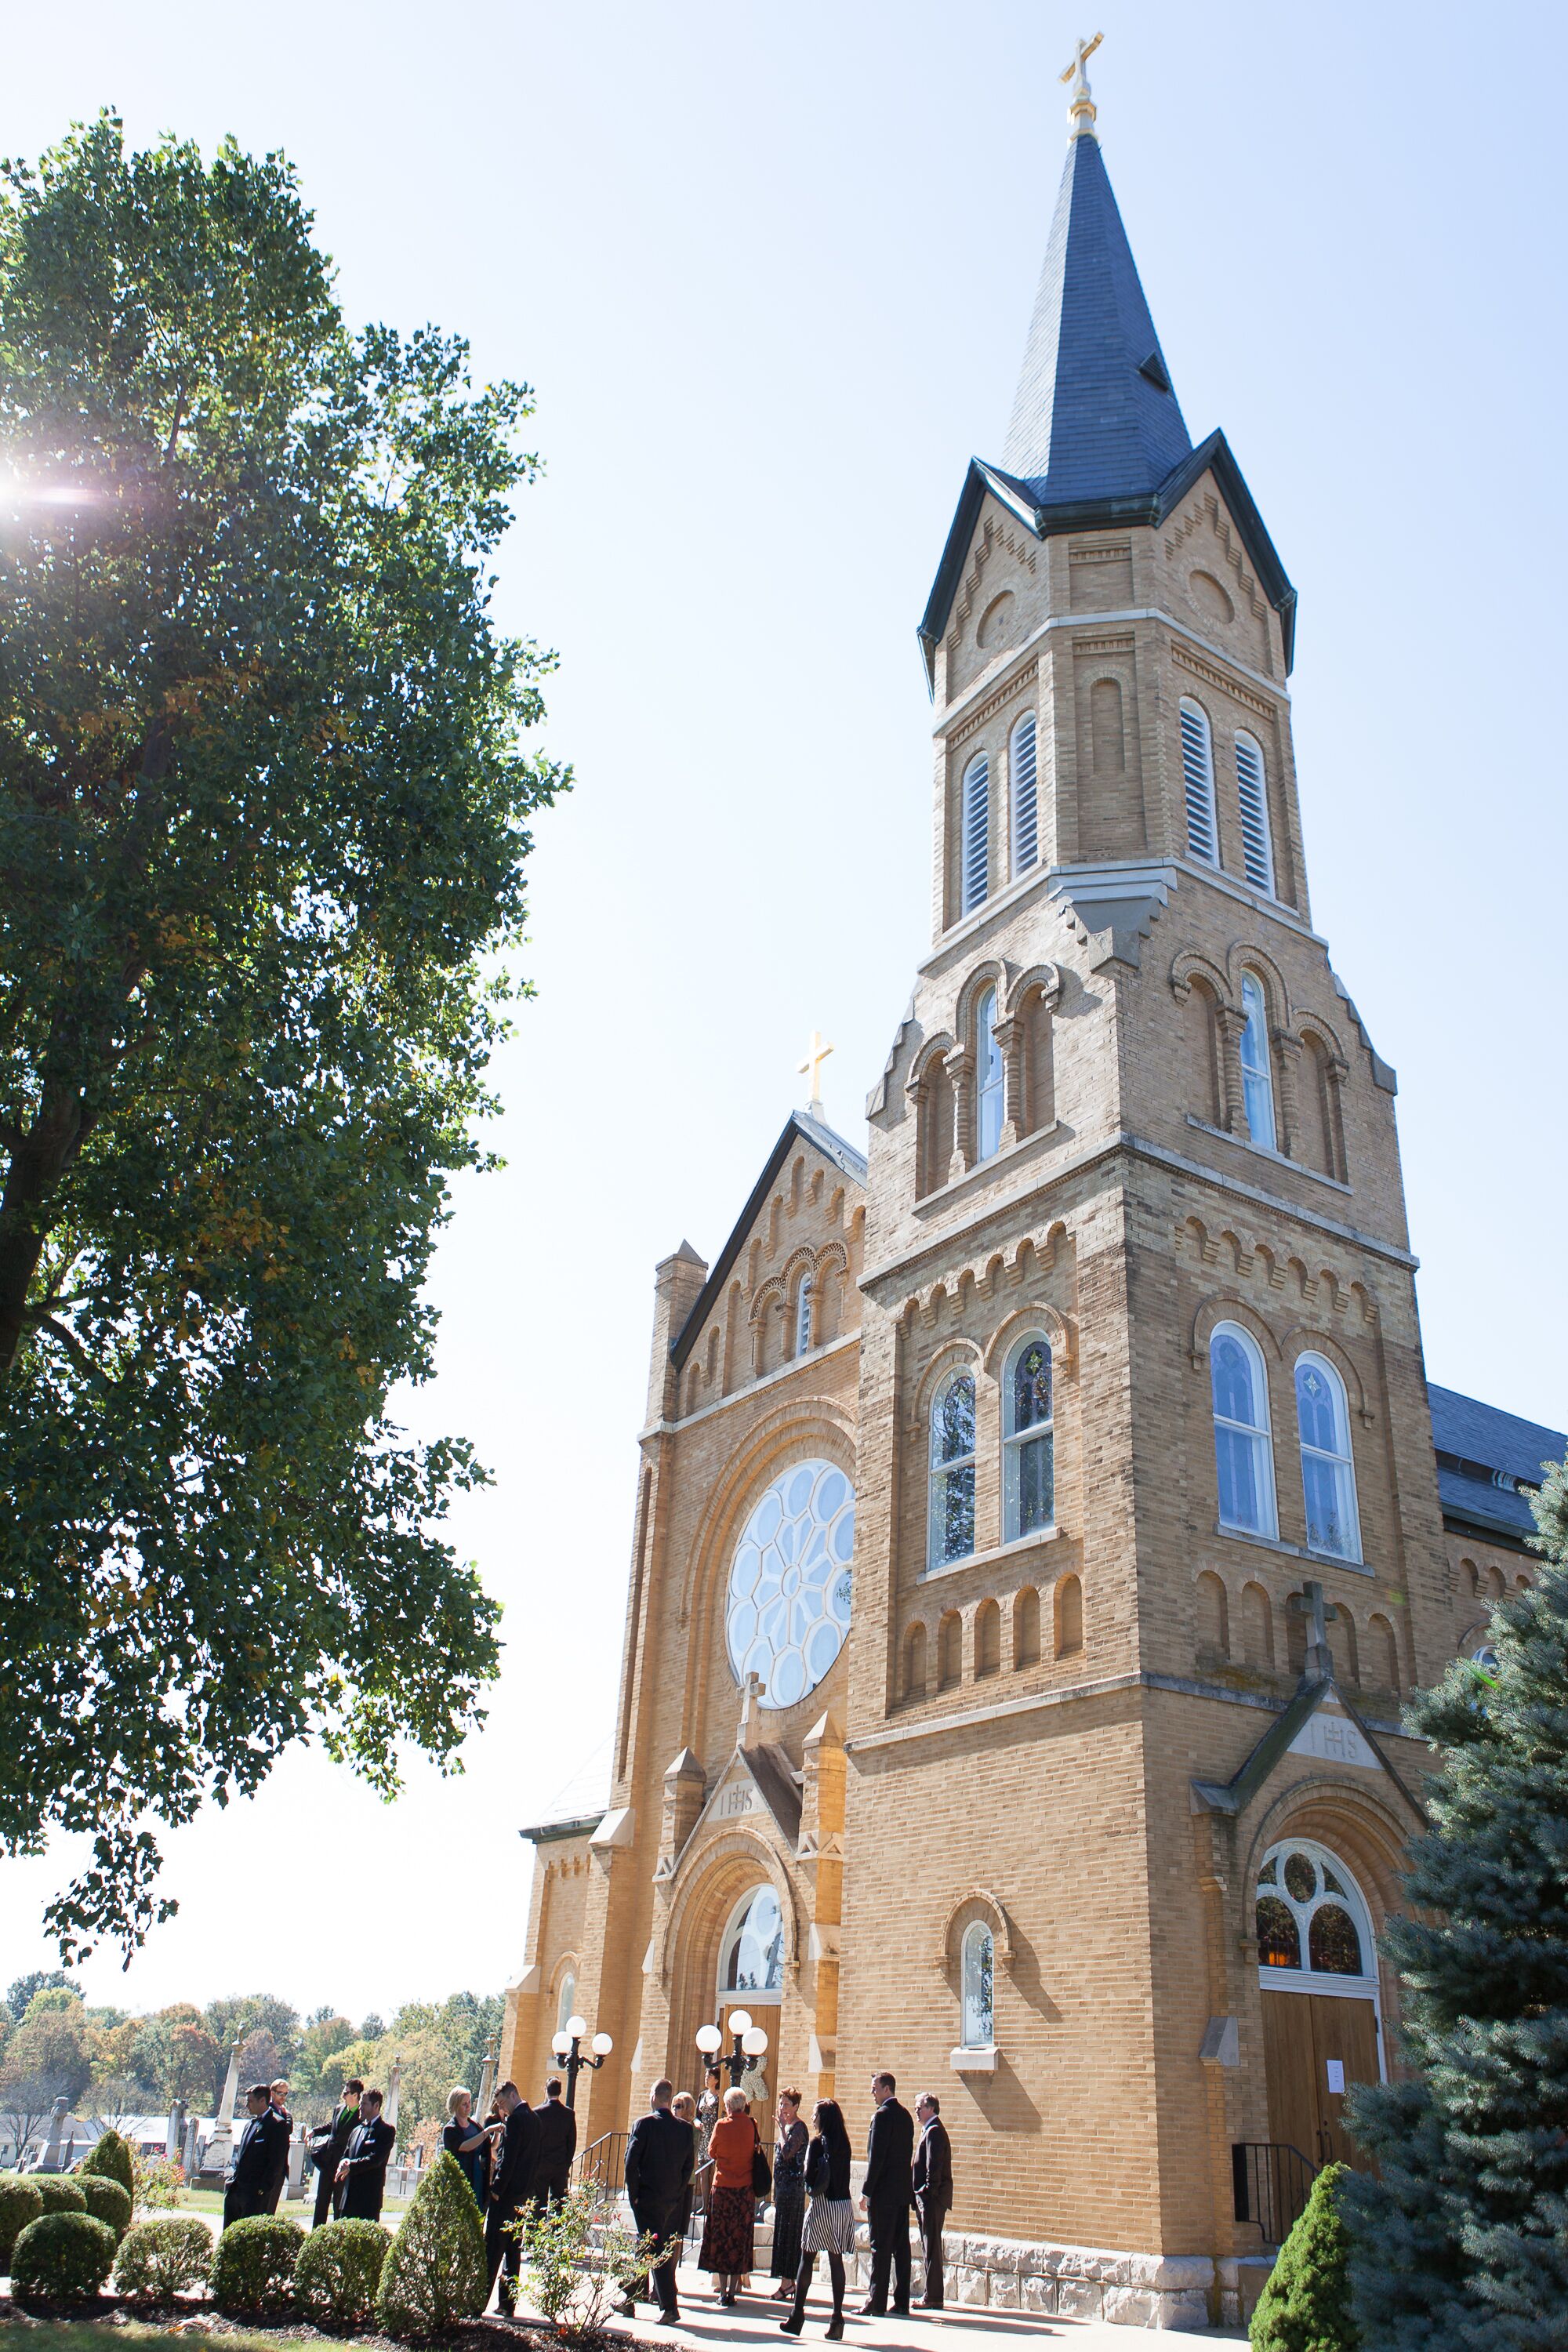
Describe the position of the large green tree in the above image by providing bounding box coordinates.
[1345,1461,1568,2349]
[0,115,564,1959]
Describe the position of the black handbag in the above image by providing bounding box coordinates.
[751,2125,772,2200]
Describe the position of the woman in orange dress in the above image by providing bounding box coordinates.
[698,2086,760,2306]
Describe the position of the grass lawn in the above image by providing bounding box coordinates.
[0,2331,292,2352]
[171,2190,410,2222]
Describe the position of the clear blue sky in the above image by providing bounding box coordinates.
[4,0,1565,2022]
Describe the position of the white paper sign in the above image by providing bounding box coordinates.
[1326,2059,1345,2095]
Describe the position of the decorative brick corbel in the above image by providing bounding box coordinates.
[945,1045,975,1180]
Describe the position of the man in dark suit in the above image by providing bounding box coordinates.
[263,2078,293,2214]
[858,2071,915,2315]
[529,2076,577,2209]
[485,2081,537,2314]
[310,2078,364,2228]
[334,2087,396,2222]
[912,2092,953,2310]
[223,2085,281,2229]
[620,2079,695,2325]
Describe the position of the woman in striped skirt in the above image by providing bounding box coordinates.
[779,2098,855,2341]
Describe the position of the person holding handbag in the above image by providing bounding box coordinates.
[779,2099,855,2341]
[698,2085,764,2307]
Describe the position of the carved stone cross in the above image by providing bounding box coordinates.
[1288,1579,1339,1681]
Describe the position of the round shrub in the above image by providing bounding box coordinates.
[34,2175,87,2215]
[10,2209,117,2307]
[296,2217,391,2328]
[115,2214,217,2303]
[1250,2161,1357,2352]
[0,2173,45,2268]
[77,2172,133,2239]
[209,2211,306,2316]
[376,2152,486,2342]
[82,2128,135,2198]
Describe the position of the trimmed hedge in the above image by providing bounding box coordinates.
[296,2217,392,2328]
[10,2209,118,2307]
[114,2214,217,2303]
[77,2172,133,2240]
[82,2128,135,2198]
[34,2175,87,2215]
[209,2211,306,2316]
[0,2172,45,2268]
[376,2153,486,2341]
[1251,2161,1359,2352]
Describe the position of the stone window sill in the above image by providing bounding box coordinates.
[914,1122,1063,1217]
[1185,1115,1352,1196]
[949,2045,999,2074]
[918,1528,1064,1585]
[1214,1523,1374,1579]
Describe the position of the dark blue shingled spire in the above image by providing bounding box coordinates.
[1002,130,1192,507]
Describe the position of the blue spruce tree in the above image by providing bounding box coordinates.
[1345,1457,1568,2349]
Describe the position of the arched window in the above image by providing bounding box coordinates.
[1254,1840,1374,1987]
[795,1272,814,1356]
[1239,972,1276,1150]
[929,1371,977,1568]
[1011,711,1038,875]
[1234,731,1275,895]
[555,1971,577,2034]
[975,988,1004,1162]
[960,1921,995,2048]
[975,1598,1001,1677]
[1003,1333,1054,1541]
[1295,1353,1362,1563]
[720,1884,784,1998]
[1179,698,1218,865]
[1210,1322,1276,1537]
[960,753,989,914]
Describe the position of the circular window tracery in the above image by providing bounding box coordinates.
[726,1460,855,1711]
[1255,1838,1373,1982]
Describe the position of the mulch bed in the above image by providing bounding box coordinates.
[0,2298,644,2352]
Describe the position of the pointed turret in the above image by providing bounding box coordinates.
[1002,121,1192,507]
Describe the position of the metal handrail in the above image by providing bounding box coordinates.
[1232,2141,1319,2244]
[574,2129,630,2199]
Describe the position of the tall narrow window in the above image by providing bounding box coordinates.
[960,1920,995,2047]
[929,1371,977,1569]
[975,988,1004,1162]
[961,753,989,914]
[795,1272,814,1357]
[1295,1354,1362,1563]
[1010,712,1038,876]
[1179,698,1218,865]
[1003,1334,1054,1541]
[1239,972,1276,1150]
[1210,1322,1276,1537]
[1234,731,1275,895]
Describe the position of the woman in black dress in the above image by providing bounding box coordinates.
[780,2098,855,2341]
[770,2088,809,2294]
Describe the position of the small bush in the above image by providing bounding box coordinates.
[1251,2161,1360,2352]
[77,2171,133,2239]
[34,2175,87,2215]
[375,2152,486,2341]
[209,2212,306,2316]
[515,2192,658,2346]
[82,2127,136,2197]
[10,2209,118,2307]
[296,2217,391,2328]
[115,2213,218,2303]
[132,2149,185,2210]
[0,2172,45,2267]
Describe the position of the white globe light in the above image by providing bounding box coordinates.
[729,2010,753,2037]
[695,2024,722,2056]
[742,2027,768,2057]
[566,2015,588,2038]
[550,2031,572,2057]
[592,2032,613,2056]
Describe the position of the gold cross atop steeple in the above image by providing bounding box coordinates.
[1060,30,1103,137]
[797,1029,834,1117]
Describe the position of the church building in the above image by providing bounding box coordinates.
[499,49,1563,2331]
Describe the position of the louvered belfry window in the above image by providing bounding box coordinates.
[961,753,989,914]
[1179,699,1218,865]
[1234,731,1275,895]
[1011,712,1038,877]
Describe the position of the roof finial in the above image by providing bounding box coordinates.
[797,1029,833,1120]
[1060,31,1103,140]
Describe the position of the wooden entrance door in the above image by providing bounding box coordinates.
[719,2002,771,2125]
[1261,1990,1380,2168]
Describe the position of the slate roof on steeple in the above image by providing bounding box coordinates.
[1003,129,1192,507]
[919,127,1297,679]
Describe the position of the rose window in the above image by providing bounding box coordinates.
[725,1461,855,1710]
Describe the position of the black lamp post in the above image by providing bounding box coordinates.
[695,2009,769,2088]
[550,2014,613,2110]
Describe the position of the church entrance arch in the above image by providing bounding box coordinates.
[1254,1836,1384,2170]
[666,1842,793,2122]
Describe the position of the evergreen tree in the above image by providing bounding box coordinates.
[1345,1458,1568,2349]
[1250,2161,1359,2352]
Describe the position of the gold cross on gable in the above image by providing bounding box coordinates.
[1059,29,1103,89]
[797,1029,834,1105]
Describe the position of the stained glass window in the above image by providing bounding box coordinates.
[961,1922,995,2047]
[725,1461,855,1710]
[1255,1840,1374,1987]
[1004,1335,1054,1540]
[930,1372,977,1569]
